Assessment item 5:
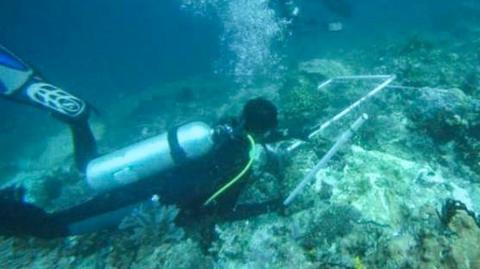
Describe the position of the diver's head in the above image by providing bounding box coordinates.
[242,97,278,135]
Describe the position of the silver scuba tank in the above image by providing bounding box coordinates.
[86,121,215,191]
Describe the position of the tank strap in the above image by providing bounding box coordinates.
[168,126,188,165]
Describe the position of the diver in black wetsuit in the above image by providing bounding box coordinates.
[0,46,97,171]
[273,0,352,31]
[0,63,280,240]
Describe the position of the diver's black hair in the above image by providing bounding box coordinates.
[242,97,278,134]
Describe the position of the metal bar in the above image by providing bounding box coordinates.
[334,75,394,80]
[309,75,395,138]
[386,85,452,93]
[287,75,396,152]
[317,79,334,90]
[284,114,369,206]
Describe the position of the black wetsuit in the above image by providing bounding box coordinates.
[0,129,251,239]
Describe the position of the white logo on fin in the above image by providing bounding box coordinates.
[26,82,86,117]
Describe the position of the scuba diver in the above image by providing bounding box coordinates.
[0,45,97,171]
[0,86,280,239]
[273,0,352,32]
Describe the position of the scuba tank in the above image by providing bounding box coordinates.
[86,121,216,191]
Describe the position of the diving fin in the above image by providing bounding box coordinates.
[0,187,68,239]
[0,45,33,95]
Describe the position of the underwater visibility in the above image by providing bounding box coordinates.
[1,0,480,268]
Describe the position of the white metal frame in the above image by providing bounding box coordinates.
[287,75,397,152]
[283,75,456,205]
[284,113,369,206]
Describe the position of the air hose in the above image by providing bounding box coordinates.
[203,134,256,206]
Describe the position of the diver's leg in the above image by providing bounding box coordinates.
[70,118,98,171]
[9,81,98,171]
[0,187,69,238]
[0,179,154,238]
[0,46,97,171]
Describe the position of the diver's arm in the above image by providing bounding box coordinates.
[0,46,97,171]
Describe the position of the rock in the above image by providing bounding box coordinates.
[448,211,480,268]
[211,214,314,269]
[298,59,351,78]
[408,87,478,142]
[131,239,213,269]
[416,209,480,269]
[314,145,479,229]
[407,87,480,173]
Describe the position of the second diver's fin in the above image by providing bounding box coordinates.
[0,187,68,239]
[0,45,33,95]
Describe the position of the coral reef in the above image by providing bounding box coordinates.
[405,86,480,175]
[298,58,352,79]
[2,16,480,269]
[211,214,314,269]
[119,201,185,245]
[279,72,331,131]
